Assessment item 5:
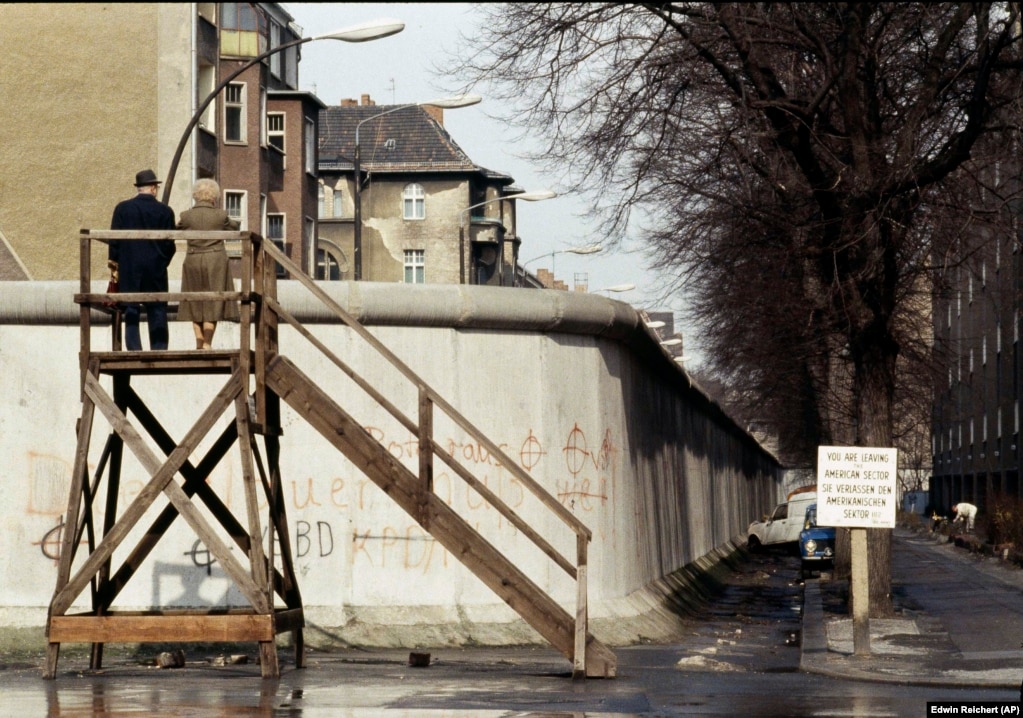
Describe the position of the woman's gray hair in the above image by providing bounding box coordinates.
[191,178,221,204]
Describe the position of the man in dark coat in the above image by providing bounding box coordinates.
[109,169,176,350]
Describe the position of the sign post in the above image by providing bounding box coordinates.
[816,446,898,657]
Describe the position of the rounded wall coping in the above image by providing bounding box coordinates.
[0,280,642,337]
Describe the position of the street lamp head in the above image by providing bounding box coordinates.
[566,243,602,255]
[420,94,482,109]
[508,190,557,202]
[313,19,405,43]
[660,338,683,347]
[646,320,666,329]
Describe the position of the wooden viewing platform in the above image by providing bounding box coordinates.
[45,229,616,680]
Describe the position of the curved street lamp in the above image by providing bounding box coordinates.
[458,190,556,284]
[353,93,482,279]
[162,18,406,205]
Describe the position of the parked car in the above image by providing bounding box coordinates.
[799,503,835,578]
[747,489,817,551]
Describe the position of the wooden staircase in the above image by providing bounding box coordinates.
[45,230,616,679]
[266,354,617,677]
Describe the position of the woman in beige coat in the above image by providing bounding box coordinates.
[177,179,240,349]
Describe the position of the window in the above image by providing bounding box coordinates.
[316,246,343,280]
[224,190,247,230]
[332,186,343,218]
[404,249,425,284]
[198,64,216,131]
[259,88,267,147]
[220,2,265,56]
[304,117,315,175]
[267,112,285,152]
[305,218,316,274]
[225,83,246,143]
[267,213,285,278]
[403,183,425,220]
[317,184,325,218]
[267,213,285,241]
[269,20,282,79]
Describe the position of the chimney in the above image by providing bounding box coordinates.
[422,105,444,126]
[360,94,375,106]
[340,98,358,107]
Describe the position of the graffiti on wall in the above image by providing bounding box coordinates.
[27,423,618,585]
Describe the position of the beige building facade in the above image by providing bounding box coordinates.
[0,4,197,280]
[0,3,317,281]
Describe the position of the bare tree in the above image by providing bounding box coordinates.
[454,3,1022,615]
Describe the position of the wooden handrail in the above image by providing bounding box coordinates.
[257,237,593,541]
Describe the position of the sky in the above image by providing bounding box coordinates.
[285,3,694,352]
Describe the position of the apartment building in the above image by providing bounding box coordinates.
[931,137,1023,515]
[316,95,526,285]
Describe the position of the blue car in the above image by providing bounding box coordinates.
[799,503,835,579]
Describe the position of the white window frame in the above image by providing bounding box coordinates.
[331,185,343,218]
[403,183,425,220]
[269,20,282,79]
[267,111,285,156]
[198,63,216,132]
[225,82,247,144]
[224,190,247,230]
[404,249,425,284]
[304,117,316,175]
[259,87,267,147]
[266,213,285,242]
[305,217,316,275]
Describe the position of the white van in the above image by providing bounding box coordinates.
[747,488,817,550]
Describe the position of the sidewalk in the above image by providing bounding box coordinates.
[800,526,1023,688]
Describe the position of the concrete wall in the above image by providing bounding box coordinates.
[0,281,781,648]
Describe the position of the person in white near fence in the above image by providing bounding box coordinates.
[952,502,977,532]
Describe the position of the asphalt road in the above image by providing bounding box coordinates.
[0,545,1017,716]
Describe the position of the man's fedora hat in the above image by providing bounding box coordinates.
[134,169,162,187]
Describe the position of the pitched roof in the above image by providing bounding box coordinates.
[318,104,509,181]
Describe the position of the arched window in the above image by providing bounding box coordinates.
[402,183,425,220]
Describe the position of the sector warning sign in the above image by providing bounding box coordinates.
[816,446,898,528]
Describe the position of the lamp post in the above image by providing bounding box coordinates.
[458,190,556,285]
[353,93,481,280]
[161,18,406,206]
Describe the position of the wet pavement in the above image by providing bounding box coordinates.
[803,525,1023,689]
[0,526,1020,716]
